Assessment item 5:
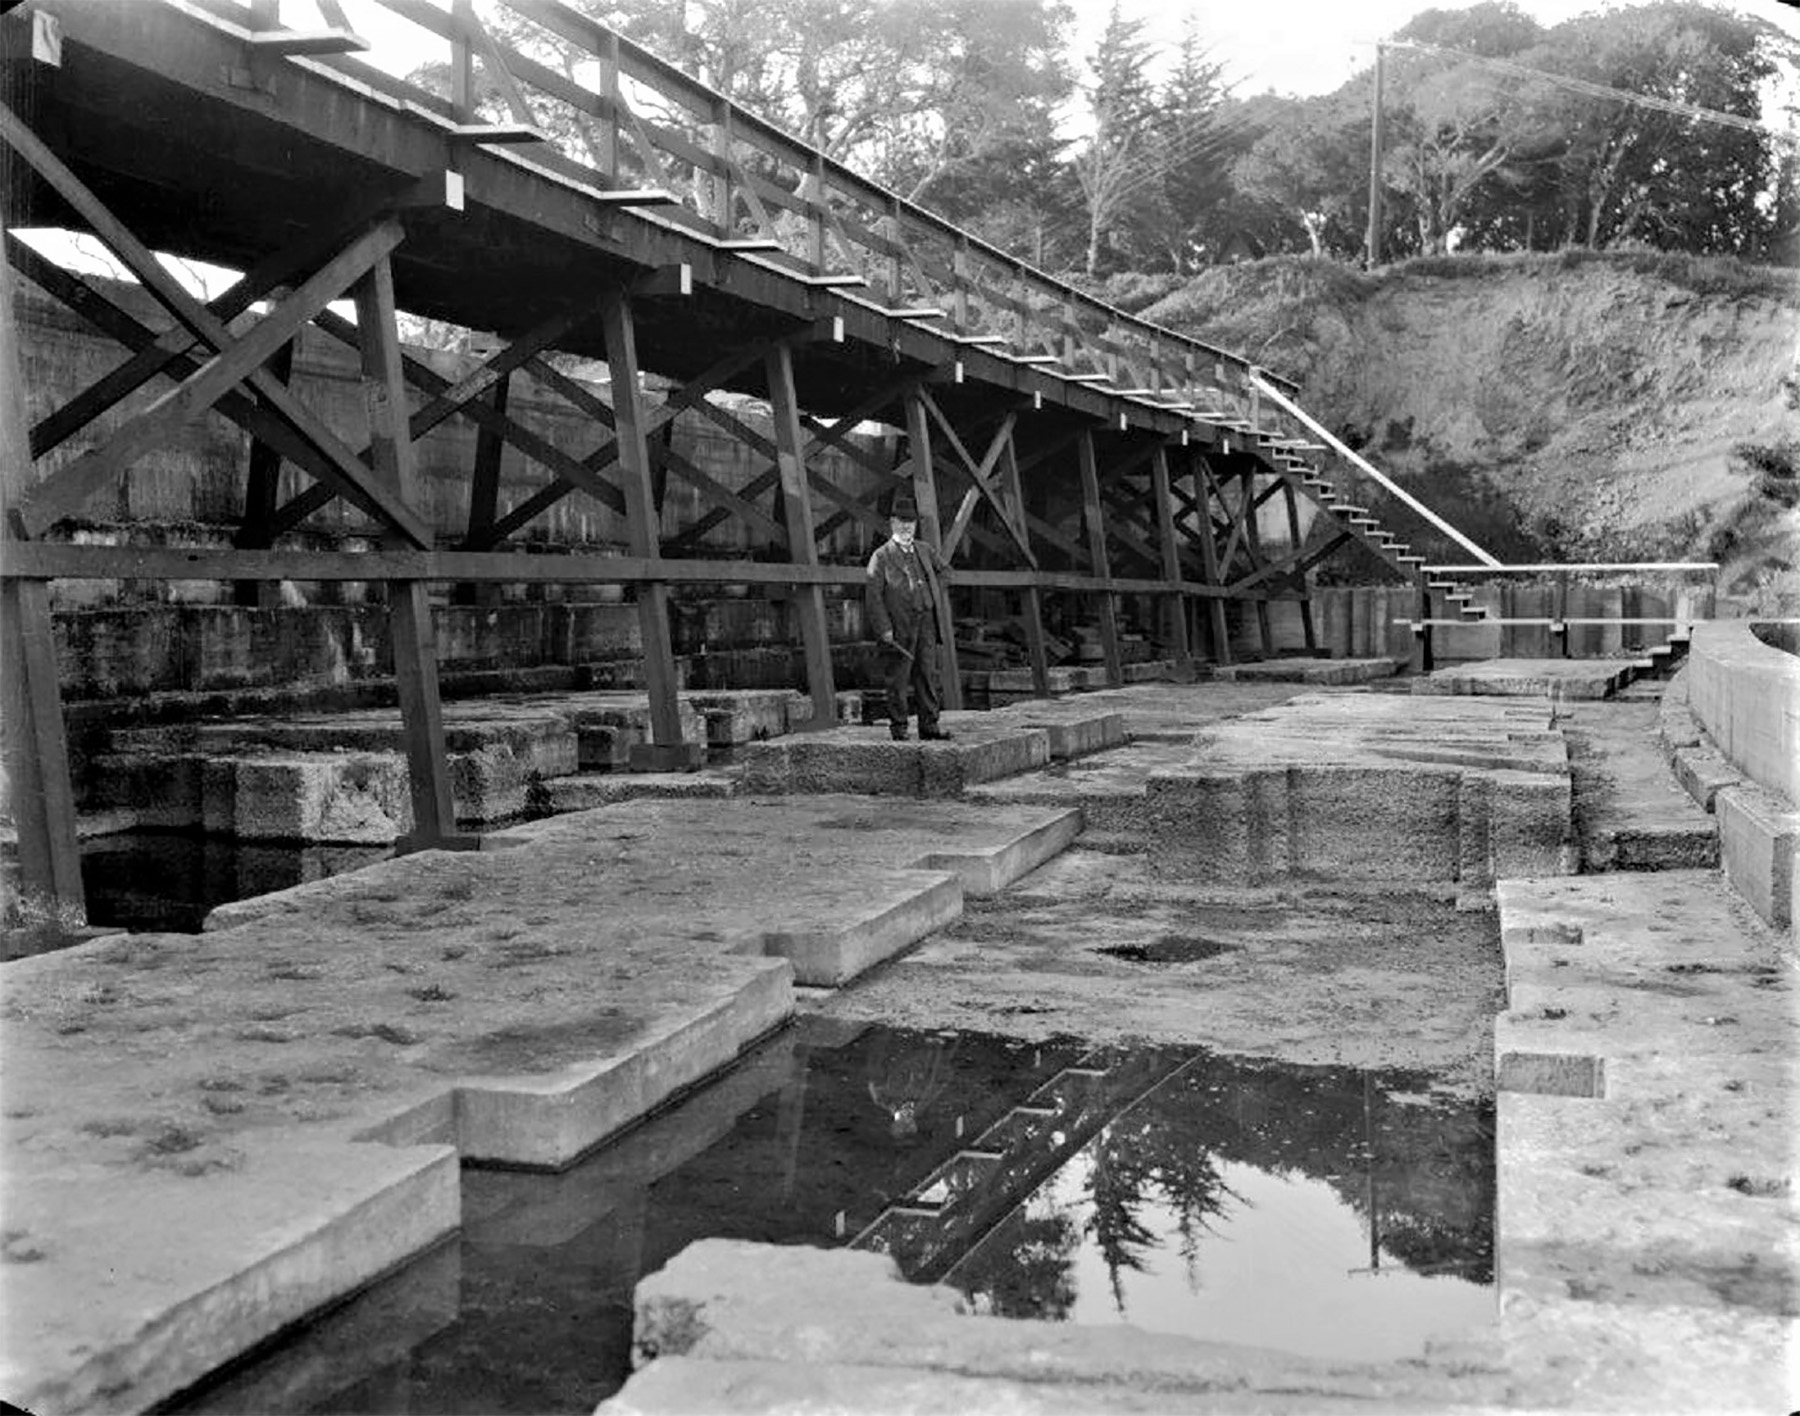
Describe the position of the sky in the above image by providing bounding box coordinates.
[336,0,1800,103]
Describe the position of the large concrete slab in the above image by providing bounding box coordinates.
[1490,870,1796,1409]
[1143,693,1572,887]
[1414,658,1636,700]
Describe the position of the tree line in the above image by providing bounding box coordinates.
[449,0,1800,272]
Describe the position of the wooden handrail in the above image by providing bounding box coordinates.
[275,0,1294,407]
[1247,372,1502,568]
[1422,562,1720,576]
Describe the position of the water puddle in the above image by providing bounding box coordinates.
[81,831,393,934]
[160,1021,1492,1414]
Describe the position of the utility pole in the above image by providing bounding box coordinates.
[1365,42,1385,269]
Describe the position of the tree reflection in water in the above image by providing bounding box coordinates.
[948,1054,1493,1334]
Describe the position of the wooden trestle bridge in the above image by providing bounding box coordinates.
[0,0,1499,921]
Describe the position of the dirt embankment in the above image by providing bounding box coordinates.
[1130,252,1800,602]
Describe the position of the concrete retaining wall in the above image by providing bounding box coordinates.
[1669,623,1799,942]
[1686,621,1800,804]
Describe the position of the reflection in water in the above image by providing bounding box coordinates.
[160,1024,1493,1415]
[82,831,392,933]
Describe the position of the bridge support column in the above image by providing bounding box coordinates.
[764,343,837,728]
[600,290,701,771]
[1075,429,1123,688]
[233,337,294,609]
[352,253,465,850]
[1190,451,1232,667]
[1149,444,1192,677]
[1280,480,1319,655]
[997,431,1050,697]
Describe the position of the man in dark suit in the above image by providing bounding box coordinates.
[865,492,950,741]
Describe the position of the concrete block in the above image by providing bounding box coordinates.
[242,753,411,842]
[1002,710,1125,761]
[1670,745,1743,813]
[1486,770,1575,880]
[3,1142,460,1416]
[628,742,708,773]
[689,693,789,746]
[1686,621,1800,804]
[757,871,962,986]
[918,731,1051,797]
[1714,783,1799,931]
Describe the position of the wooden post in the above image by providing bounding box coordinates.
[1241,468,1275,657]
[1280,478,1318,654]
[1553,570,1570,659]
[234,337,294,607]
[1076,429,1123,687]
[1411,565,1435,675]
[710,98,734,233]
[999,428,1050,696]
[1149,444,1192,675]
[600,288,700,769]
[902,390,961,710]
[352,254,462,848]
[455,368,509,606]
[764,342,837,727]
[1,217,84,925]
[1192,451,1231,666]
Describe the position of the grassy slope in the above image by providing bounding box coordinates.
[1113,252,1799,603]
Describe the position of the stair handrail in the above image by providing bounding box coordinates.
[1247,372,1502,569]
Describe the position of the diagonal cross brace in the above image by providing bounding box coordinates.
[0,103,432,546]
[16,219,407,537]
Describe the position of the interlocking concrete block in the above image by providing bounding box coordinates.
[1714,783,1799,932]
[1670,745,1744,813]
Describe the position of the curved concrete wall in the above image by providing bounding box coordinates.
[1687,621,1800,803]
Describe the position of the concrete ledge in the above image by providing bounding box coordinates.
[1,1132,459,1415]
[1713,782,1799,935]
[1210,656,1400,686]
[1413,659,1633,700]
[909,808,1083,894]
[990,707,1125,761]
[761,871,963,987]
[1492,871,1797,1364]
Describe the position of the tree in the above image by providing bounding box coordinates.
[1521,3,1784,255]
[1133,15,1237,273]
[1072,2,1158,275]
[1377,4,1547,255]
[1230,94,1368,258]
